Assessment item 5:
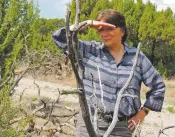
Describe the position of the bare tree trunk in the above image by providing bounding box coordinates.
[65,5,98,137]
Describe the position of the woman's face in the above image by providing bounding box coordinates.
[98,20,124,48]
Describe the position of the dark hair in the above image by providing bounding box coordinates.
[96,9,127,44]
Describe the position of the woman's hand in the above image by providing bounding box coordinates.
[128,108,150,131]
[81,20,116,31]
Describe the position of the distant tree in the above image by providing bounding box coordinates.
[110,0,123,12]
[152,8,175,76]
[29,18,65,53]
[126,0,145,47]
[67,0,175,77]
[69,0,98,23]
[139,2,175,77]
[138,1,157,64]
[90,0,110,19]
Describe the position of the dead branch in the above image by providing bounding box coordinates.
[10,105,45,125]
[132,119,141,137]
[44,102,54,126]
[65,6,97,137]
[60,88,83,95]
[47,103,75,112]
[10,32,32,95]
[103,43,141,137]
[89,74,99,133]
[97,65,106,113]
[60,131,74,137]
[54,88,61,104]
[60,122,76,130]
[34,82,41,100]
[10,67,29,94]
[34,126,60,133]
[50,112,78,118]
[158,125,175,137]
[19,88,28,116]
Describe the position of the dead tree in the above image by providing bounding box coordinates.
[65,0,141,137]
[65,5,97,137]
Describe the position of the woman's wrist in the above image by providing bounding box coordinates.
[141,107,150,115]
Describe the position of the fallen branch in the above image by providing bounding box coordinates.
[10,105,45,125]
[60,122,76,130]
[60,88,83,95]
[158,125,175,137]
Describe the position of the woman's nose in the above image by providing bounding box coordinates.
[100,30,109,37]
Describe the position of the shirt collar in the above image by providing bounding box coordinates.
[123,43,131,54]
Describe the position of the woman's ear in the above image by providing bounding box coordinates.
[120,28,125,36]
[119,28,125,38]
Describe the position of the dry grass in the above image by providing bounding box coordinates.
[13,77,175,137]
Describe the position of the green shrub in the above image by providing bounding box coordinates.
[167,106,175,113]
[0,128,18,137]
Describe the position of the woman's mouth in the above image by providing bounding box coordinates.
[103,39,110,42]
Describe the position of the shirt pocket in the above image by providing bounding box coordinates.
[84,52,112,85]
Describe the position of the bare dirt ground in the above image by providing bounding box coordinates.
[13,77,175,137]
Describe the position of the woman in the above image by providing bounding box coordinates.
[52,9,165,137]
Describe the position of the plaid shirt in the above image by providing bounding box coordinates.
[52,27,165,117]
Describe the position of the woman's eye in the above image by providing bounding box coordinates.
[98,28,104,32]
[107,28,114,30]
[98,27,114,32]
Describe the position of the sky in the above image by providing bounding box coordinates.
[35,0,175,19]
[35,0,71,19]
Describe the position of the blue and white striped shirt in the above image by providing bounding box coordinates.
[52,27,165,117]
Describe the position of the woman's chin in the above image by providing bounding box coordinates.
[104,42,112,47]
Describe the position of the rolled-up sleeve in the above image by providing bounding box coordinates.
[52,27,68,52]
[141,52,165,112]
[52,27,101,57]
